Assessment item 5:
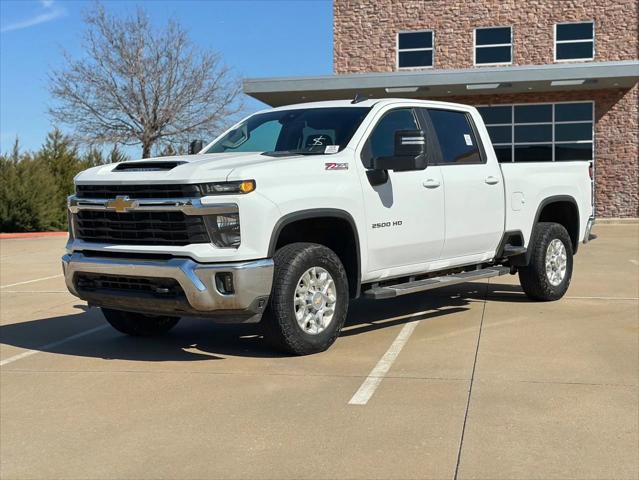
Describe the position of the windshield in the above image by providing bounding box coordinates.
[205,107,371,155]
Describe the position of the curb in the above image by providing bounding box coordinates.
[595,218,639,225]
[0,232,68,239]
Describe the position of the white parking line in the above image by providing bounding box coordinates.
[0,325,108,367]
[630,259,639,267]
[0,274,63,289]
[566,296,638,301]
[349,319,419,405]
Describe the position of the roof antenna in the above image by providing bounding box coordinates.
[351,92,367,104]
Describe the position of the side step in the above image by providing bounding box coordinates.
[502,245,527,257]
[363,266,511,300]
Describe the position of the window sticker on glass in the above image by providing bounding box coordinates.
[464,134,473,146]
[325,145,339,154]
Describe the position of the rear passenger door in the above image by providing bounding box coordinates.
[422,108,504,263]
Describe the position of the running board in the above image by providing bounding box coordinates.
[363,266,511,300]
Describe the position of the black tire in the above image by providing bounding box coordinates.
[264,242,349,355]
[518,222,573,301]
[101,308,180,336]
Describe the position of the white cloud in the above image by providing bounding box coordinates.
[1,2,65,33]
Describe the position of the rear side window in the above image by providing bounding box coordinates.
[426,109,483,164]
[368,108,418,159]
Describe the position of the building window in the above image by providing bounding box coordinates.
[477,102,594,163]
[397,30,434,69]
[555,22,594,61]
[474,26,512,65]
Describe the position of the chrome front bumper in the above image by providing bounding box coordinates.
[62,253,274,322]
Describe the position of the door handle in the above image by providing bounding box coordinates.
[485,176,500,185]
[423,178,441,189]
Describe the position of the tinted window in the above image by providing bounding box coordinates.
[398,50,433,68]
[515,144,552,162]
[555,123,592,142]
[493,145,512,163]
[555,143,593,161]
[398,31,433,49]
[487,125,511,144]
[397,31,434,68]
[515,124,552,143]
[556,22,593,41]
[428,109,482,165]
[476,27,511,45]
[556,42,593,60]
[476,46,511,64]
[514,104,552,123]
[369,109,418,160]
[555,103,593,122]
[477,105,511,124]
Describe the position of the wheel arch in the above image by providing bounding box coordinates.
[268,209,362,298]
[534,195,580,254]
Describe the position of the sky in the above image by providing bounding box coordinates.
[0,0,333,154]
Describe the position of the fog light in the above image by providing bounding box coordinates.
[215,272,234,294]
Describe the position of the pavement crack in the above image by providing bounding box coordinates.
[453,279,489,480]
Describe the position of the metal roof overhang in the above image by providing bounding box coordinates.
[244,60,639,106]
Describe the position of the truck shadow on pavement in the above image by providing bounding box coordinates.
[0,282,527,362]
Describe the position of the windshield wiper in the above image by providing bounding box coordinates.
[262,150,325,157]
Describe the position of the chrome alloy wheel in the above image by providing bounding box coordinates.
[545,238,567,286]
[294,266,337,335]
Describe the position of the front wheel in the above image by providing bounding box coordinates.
[101,308,180,336]
[518,222,573,301]
[264,242,349,355]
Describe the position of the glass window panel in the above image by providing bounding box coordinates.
[476,46,511,64]
[398,50,433,68]
[427,109,482,164]
[514,144,553,162]
[514,104,552,123]
[476,27,511,45]
[515,124,552,143]
[556,41,593,60]
[477,106,511,124]
[487,125,512,144]
[398,31,433,49]
[556,22,593,41]
[555,143,593,161]
[555,103,593,122]
[555,123,592,142]
[369,109,418,160]
[494,145,513,163]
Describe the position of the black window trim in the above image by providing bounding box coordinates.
[396,29,435,70]
[421,108,487,166]
[554,21,595,62]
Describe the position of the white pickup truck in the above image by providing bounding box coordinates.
[63,98,595,354]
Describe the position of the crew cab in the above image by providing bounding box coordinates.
[62,99,595,354]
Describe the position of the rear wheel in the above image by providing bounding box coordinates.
[264,242,349,355]
[519,222,573,301]
[101,308,180,336]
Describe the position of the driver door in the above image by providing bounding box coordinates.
[358,107,445,276]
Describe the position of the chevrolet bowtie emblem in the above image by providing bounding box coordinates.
[106,195,138,213]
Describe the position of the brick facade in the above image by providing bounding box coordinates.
[333,0,639,217]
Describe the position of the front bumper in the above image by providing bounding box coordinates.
[62,253,274,323]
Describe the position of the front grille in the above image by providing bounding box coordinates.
[75,273,184,298]
[75,210,210,246]
[76,184,201,199]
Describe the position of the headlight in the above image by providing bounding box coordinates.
[200,180,255,195]
[204,213,241,248]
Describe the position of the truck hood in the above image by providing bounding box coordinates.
[74,152,302,185]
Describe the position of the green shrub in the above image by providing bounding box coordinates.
[0,131,127,232]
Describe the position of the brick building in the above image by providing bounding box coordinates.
[244,0,639,218]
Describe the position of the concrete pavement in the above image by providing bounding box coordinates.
[0,224,637,479]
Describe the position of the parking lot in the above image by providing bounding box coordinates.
[0,224,637,479]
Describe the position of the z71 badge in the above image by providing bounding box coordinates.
[325,163,349,170]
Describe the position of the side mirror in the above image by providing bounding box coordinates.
[372,130,427,172]
[189,139,204,155]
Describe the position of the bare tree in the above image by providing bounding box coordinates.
[49,4,243,158]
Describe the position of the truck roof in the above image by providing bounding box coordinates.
[266,98,474,111]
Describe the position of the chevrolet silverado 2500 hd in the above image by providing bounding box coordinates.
[63,99,595,355]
